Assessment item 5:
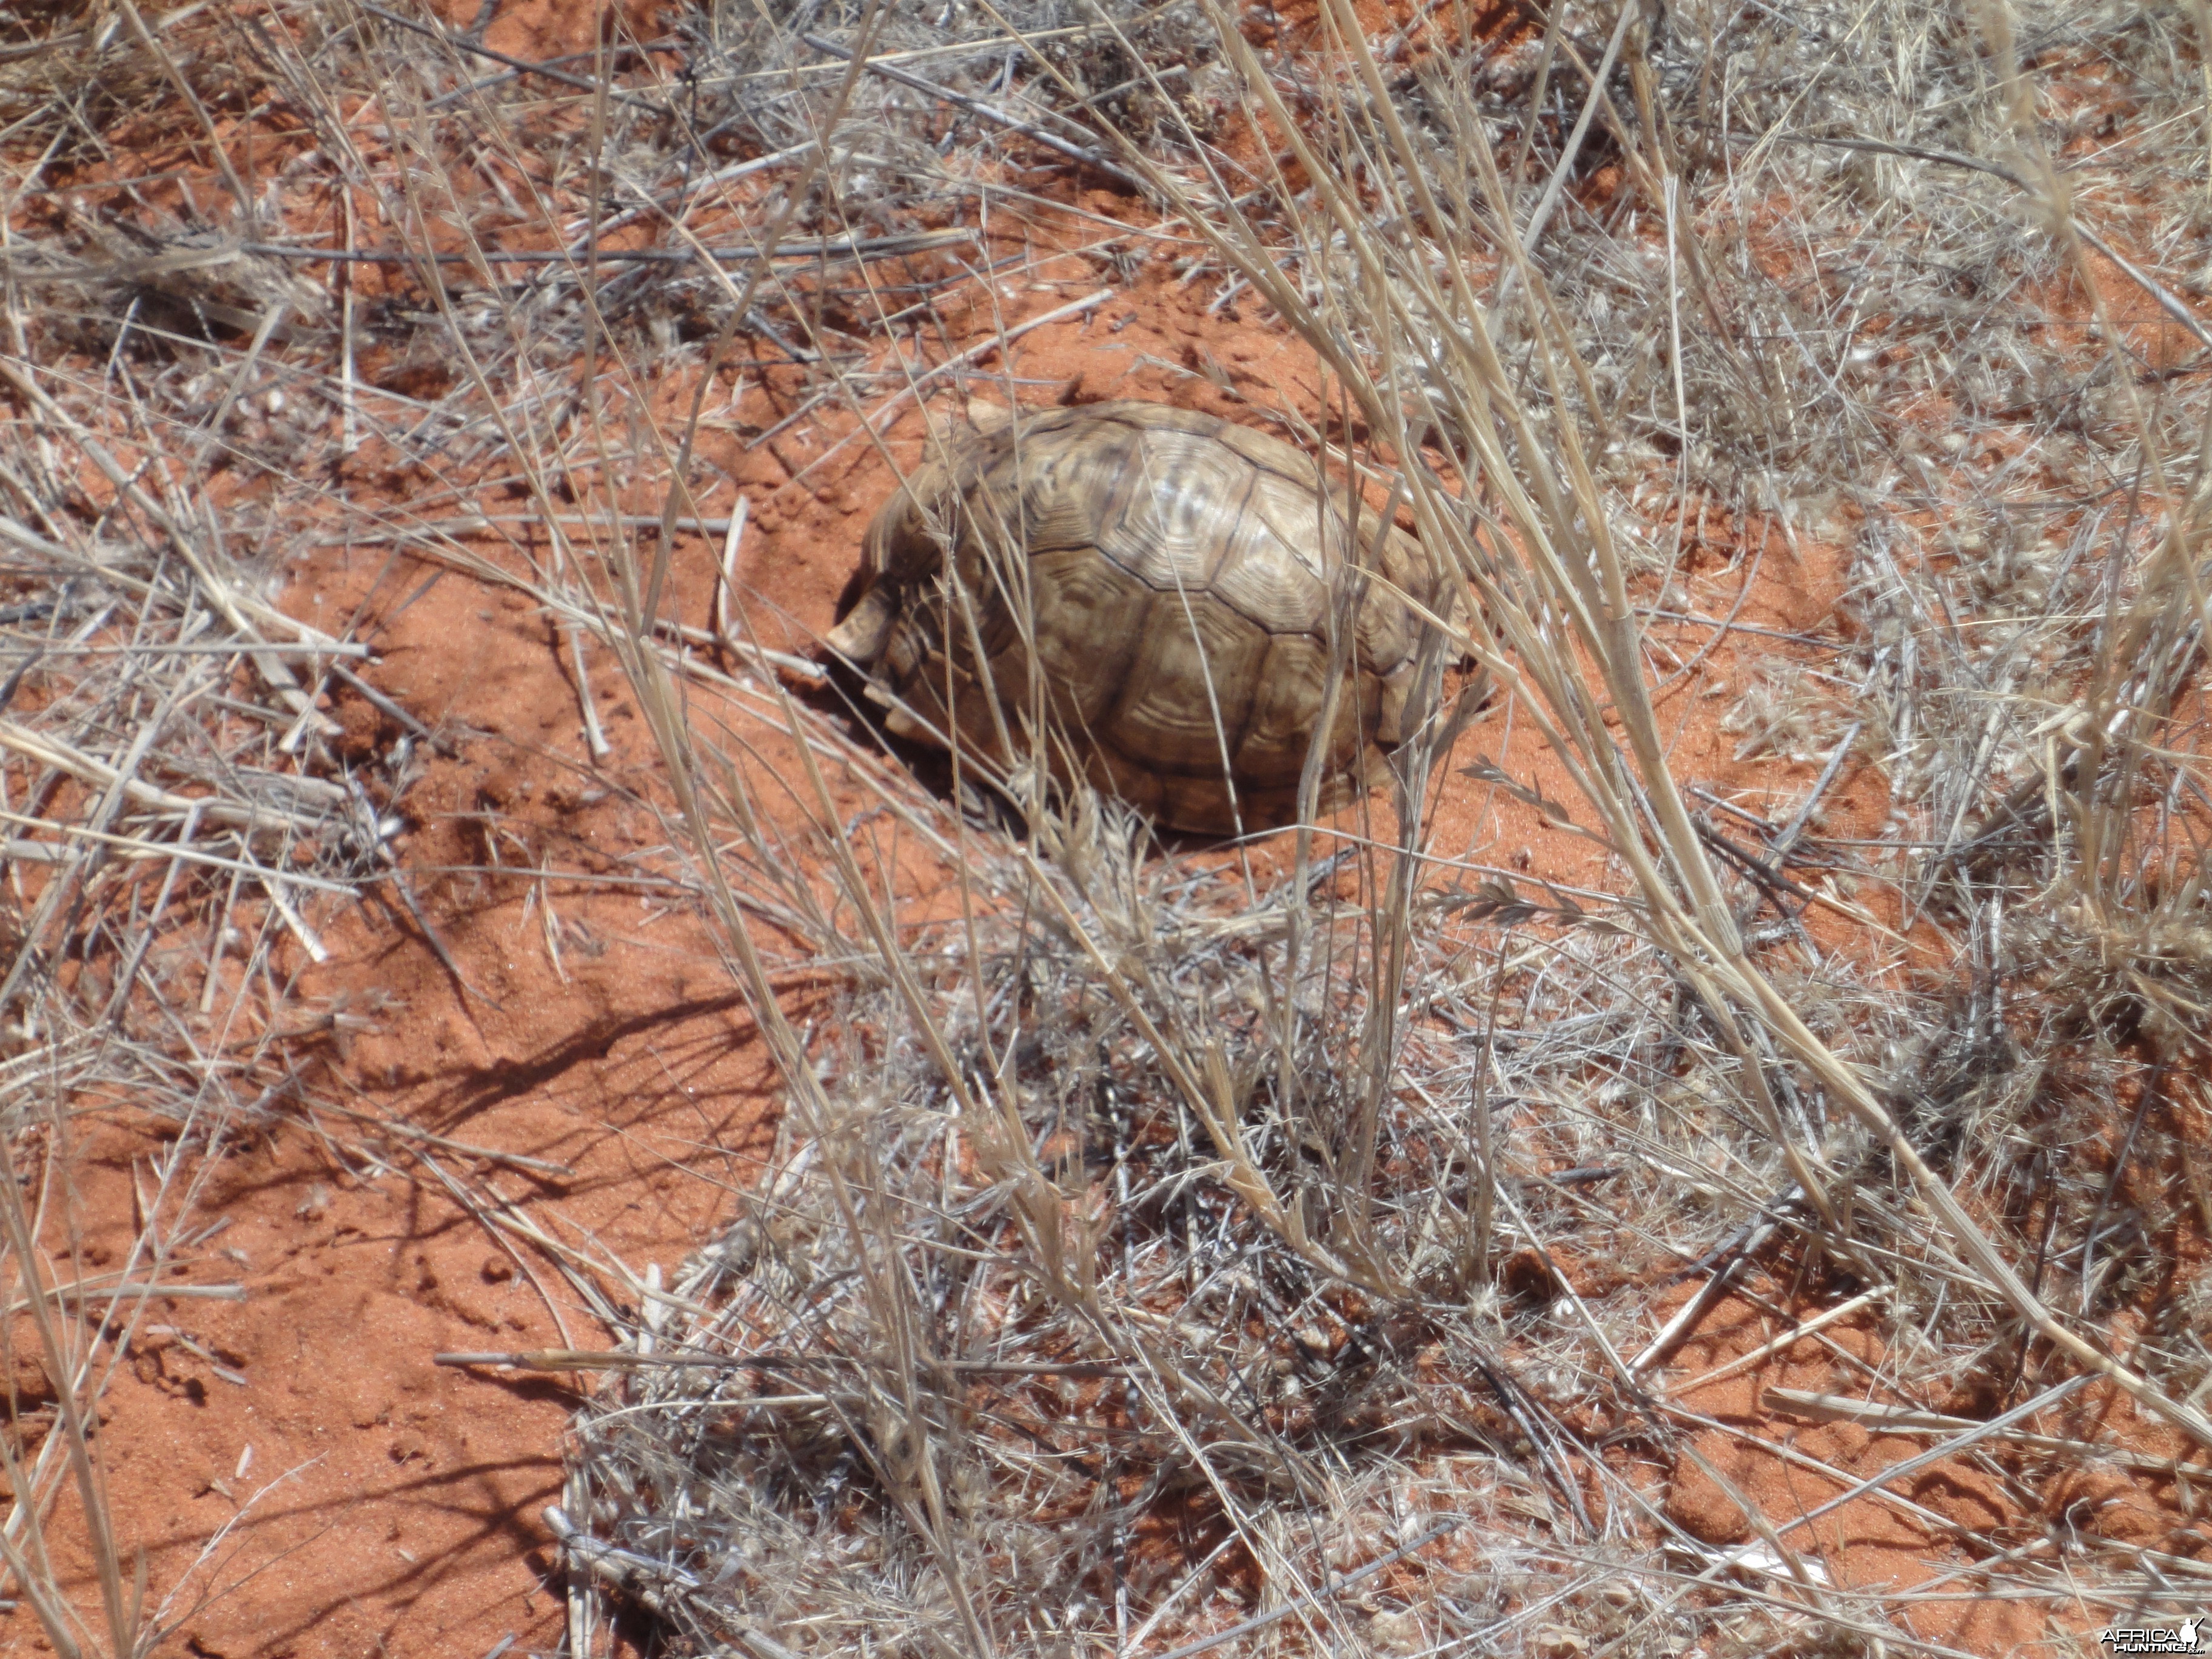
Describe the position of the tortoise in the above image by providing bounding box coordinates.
[825,400,1473,836]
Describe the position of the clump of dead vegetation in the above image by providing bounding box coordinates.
[5,0,2210,1653]
[0,190,392,1659]
[0,3,430,1649]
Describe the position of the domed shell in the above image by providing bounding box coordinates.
[827,401,1465,835]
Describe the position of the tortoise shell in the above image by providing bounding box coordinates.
[826,400,1464,835]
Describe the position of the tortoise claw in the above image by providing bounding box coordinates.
[826,585,897,663]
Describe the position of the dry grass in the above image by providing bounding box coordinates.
[4,0,2210,1654]
[560,2,2212,1654]
[0,3,452,1646]
[0,146,392,1659]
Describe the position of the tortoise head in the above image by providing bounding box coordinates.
[824,452,953,668]
[826,409,1011,745]
[825,400,1026,669]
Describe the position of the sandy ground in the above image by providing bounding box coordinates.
[32,273,2045,1659]
[7,0,2207,1654]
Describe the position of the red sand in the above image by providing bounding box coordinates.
[7,2,2206,1655]
[22,274,2060,1659]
